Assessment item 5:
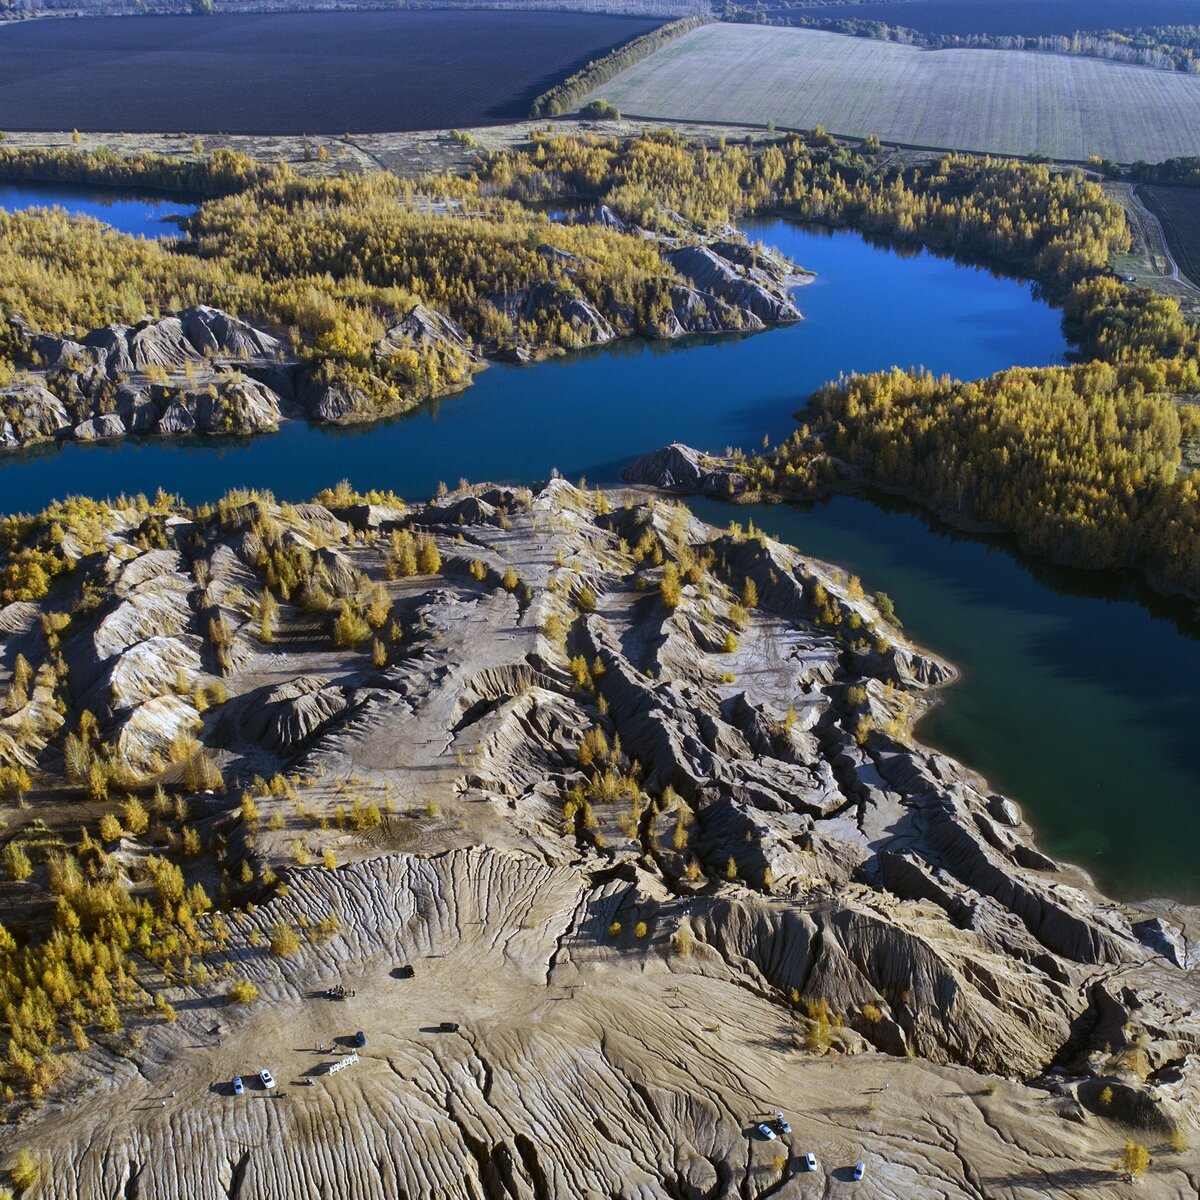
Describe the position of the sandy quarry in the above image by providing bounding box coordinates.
[1,479,1197,1198]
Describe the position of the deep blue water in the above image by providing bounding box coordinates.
[0,181,195,237]
[1,193,1196,900]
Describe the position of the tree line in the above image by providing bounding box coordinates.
[529,14,709,117]
[0,144,270,197]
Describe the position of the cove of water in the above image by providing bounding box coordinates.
[1,197,1196,901]
[0,181,196,238]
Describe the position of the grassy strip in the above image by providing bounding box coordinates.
[530,15,709,118]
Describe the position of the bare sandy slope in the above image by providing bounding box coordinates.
[34,850,1194,1199]
[3,481,1198,1198]
[580,24,1200,162]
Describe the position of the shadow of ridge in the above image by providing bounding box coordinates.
[990,1167,1117,1187]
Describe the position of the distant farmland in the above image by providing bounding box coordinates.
[769,0,1200,39]
[0,10,661,135]
[581,24,1200,162]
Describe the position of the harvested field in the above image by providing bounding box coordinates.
[581,23,1200,161]
[767,0,1200,38]
[0,10,661,134]
[1141,183,1200,288]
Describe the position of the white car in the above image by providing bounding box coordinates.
[853,1161,866,1181]
[232,1076,244,1096]
[259,1069,276,1089]
[802,1152,818,1171]
[775,1112,791,1134]
[756,1123,777,1141]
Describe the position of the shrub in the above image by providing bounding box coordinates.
[2,841,32,882]
[1119,1141,1150,1180]
[333,606,371,648]
[10,1150,39,1190]
[417,536,441,574]
[634,920,649,939]
[542,613,568,651]
[182,751,224,793]
[269,922,301,957]
[873,590,900,626]
[659,562,682,609]
[120,795,149,836]
[87,760,109,803]
[226,979,259,1005]
[607,921,622,938]
[580,98,621,120]
[0,764,31,800]
[672,814,688,851]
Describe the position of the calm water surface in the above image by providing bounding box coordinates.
[0,182,195,237]
[1,198,1196,900]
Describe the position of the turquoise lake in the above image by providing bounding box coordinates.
[1,195,1197,901]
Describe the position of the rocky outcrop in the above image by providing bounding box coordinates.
[0,383,71,447]
[666,244,803,325]
[621,442,748,497]
[496,280,618,346]
[3,307,295,450]
[229,676,352,756]
[24,307,285,384]
[179,305,284,360]
[72,412,124,441]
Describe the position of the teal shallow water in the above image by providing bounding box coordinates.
[1,198,1196,900]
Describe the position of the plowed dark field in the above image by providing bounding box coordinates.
[0,10,660,134]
